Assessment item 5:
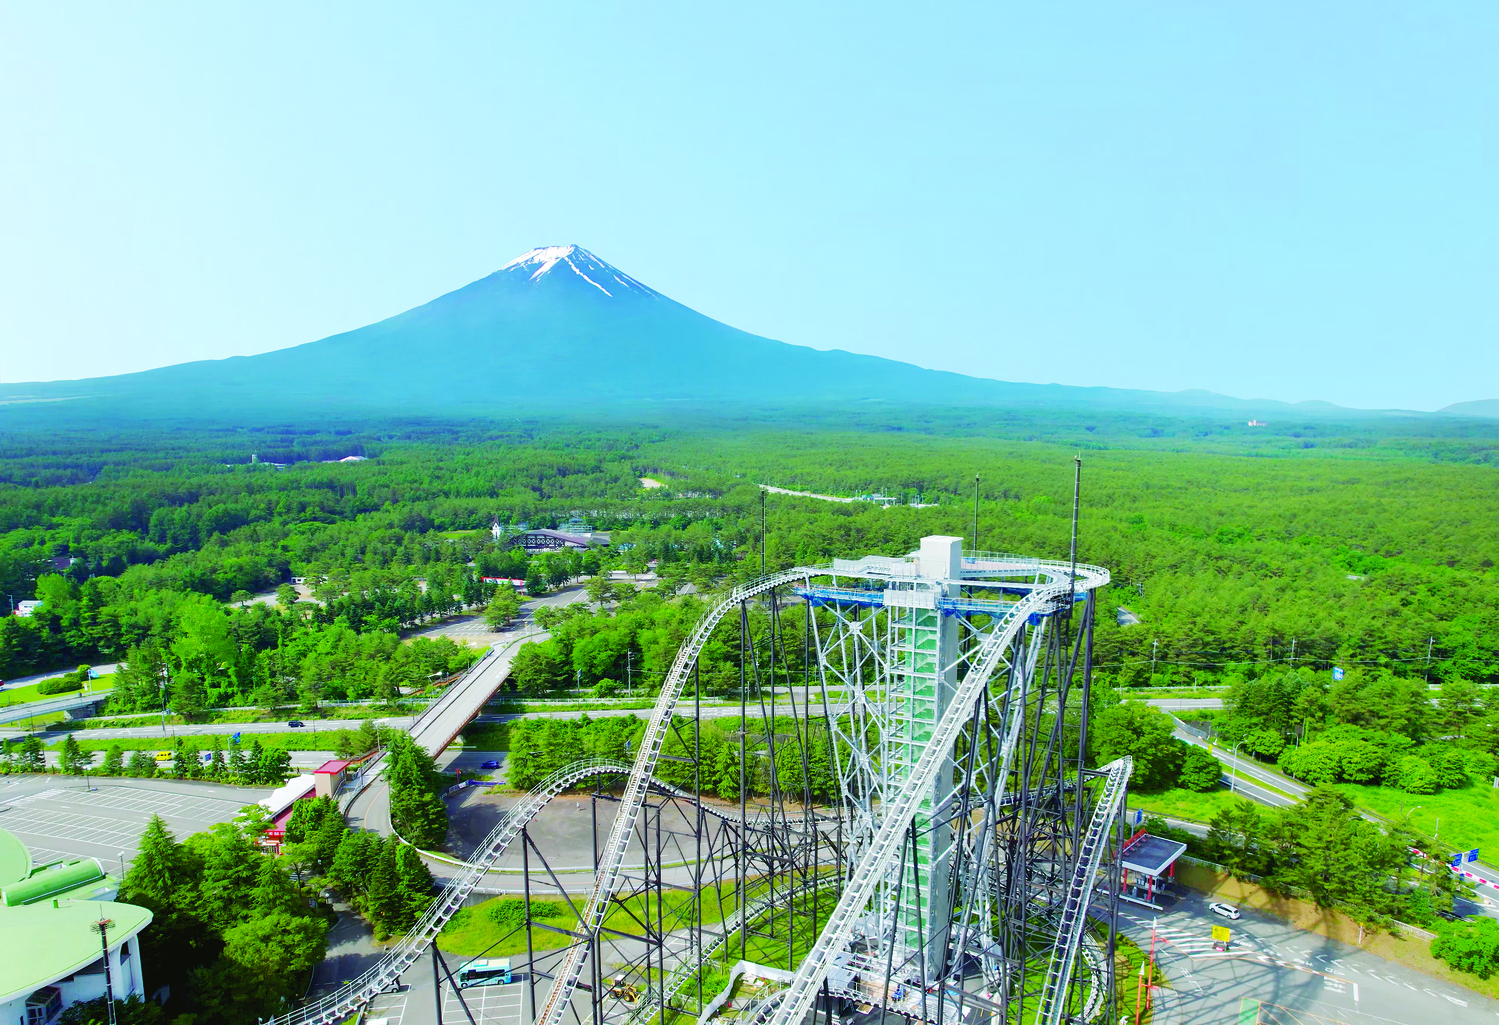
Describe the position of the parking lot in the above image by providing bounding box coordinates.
[363,977,527,1025]
[0,776,271,870]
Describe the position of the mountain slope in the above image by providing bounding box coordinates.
[1440,399,1499,419]
[0,246,1448,422]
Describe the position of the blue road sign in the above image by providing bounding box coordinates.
[1135,809,1144,825]
[231,732,241,744]
[1451,854,1464,867]
[1332,667,1345,681]
[1467,848,1481,863]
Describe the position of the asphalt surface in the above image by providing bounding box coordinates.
[0,663,119,691]
[0,775,270,873]
[1147,697,1225,711]
[1117,890,1498,1024]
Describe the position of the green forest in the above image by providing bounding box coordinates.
[1,412,1497,993]
[1,420,1494,699]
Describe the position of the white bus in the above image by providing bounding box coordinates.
[456,959,512,988]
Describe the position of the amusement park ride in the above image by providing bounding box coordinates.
[273,505,1128,1025]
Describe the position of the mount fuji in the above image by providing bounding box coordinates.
[0,245,1419,423]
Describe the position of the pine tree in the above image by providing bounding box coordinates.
[208,735,226,781]
[126,749,156,778]
[16,738,44,773]
[257,746,292,786]
[314,811,347,875]
[197,821,262,930]
[250,855,301,917]
[170,668,208,723]
[226,739,246,781]
[329,830,373,902]
[396,843,435,926]
[284,799,317,844]
[121,815,180,904]
[60,734,92,776]
[171,738,191,780]
[102,744,125,776]
[386,735,449,847]
[365,838,401,936]
[239,739,264,784]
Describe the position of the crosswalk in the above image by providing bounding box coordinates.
[1120,909,1487,1013]
[1119,911,1264,958]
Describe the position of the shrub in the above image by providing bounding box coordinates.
[37,677,85,696]
[1432,917,1499,979]
[1395,756,1438,794]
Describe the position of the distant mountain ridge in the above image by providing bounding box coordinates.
[1441,398,1499,419]
[0,245,1486,423]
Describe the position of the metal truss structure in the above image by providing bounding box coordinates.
[277,535,1127,1025]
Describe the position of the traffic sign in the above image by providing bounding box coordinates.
[231,732,241,744]
[1135,809,1144,826]
[1467,848,1481,863]
[1332,667,1344,681]
[1211,925,1231,944]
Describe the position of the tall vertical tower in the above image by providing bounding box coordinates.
[885,536,963,955]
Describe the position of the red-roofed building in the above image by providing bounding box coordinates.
[314,752,375,798]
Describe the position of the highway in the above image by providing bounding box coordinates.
[1174,721,1499,917]
[1148,696,1225,712]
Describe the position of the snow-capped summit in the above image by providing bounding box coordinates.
[499,245,660,300]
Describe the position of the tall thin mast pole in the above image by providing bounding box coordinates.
[1069,455,1082,604]
[972,475,979,551]
[760,488,767,575]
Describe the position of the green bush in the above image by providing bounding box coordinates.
[37,677,85,696]
[1432,917,1499,979]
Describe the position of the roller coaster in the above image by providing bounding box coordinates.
[272,533,1127,1025]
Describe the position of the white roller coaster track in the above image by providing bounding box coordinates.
[268,757,668,1025]
[535,568,815,1025]
[1032,755,1132,1025]
[625,875,842,1025]
[758,558,1109,1025]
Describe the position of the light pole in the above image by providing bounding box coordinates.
[972,475,979,551]
[1229,743,1242,795]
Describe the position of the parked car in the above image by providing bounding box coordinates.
[1208,902,1241,920]
[481,759,501,770]
[154,751,173,762]
[287,720,305,728]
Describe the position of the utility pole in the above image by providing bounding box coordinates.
[96,915,117,1025]
[1425,636,1435,684]
[1151,639,1158,679]
[1290,637,1296,667]
[972,475,980,551]
[627,650,633,697]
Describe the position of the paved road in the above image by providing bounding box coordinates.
[1166,730,1499,919]
[0,662,119,690]
[1148,697,1225,711]
[1116,890,1498,1024]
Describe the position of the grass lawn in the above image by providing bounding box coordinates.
[451,723,512,750]
[1333,782,1499,854]
[1131,786,1247,824]
[1,673,115,707]
[438,882,745,958]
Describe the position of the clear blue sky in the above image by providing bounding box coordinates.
[3,3,1495,410]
